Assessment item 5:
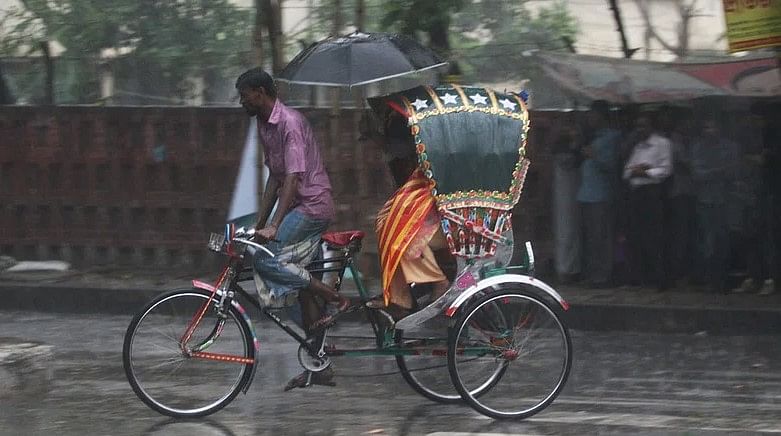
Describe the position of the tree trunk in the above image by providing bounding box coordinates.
[636,0,693,60]
[428,17,460,76]
[355,0,365,32]
[40,41,54,105]
[353,0,366,108]
[261,0,284,74]
[329,0,342,163]
[269,0,284,74]
[608,0,633,58]
[332,0,343,36]
[253,0,265,67]
[0,64,14,105]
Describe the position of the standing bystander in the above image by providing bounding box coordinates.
[732,104,774,294]
[690,114,739,294]
[623,111,673,291]
[577,100,620,287]
[553,113,583,284]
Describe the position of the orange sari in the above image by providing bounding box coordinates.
[376,170,442,306]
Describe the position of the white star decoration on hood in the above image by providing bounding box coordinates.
[441,93,458,105]
[469,93,488,105]
[412,99,429,111]
[499,98,517,110]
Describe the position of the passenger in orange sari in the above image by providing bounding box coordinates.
[376,169,450,315]
[371,113,451,319]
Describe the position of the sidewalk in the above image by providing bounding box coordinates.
[1,267,779,334]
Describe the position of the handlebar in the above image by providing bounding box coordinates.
[228,227,276,258]
[209,224,278,257]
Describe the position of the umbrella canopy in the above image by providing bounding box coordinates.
[277,32,447,87]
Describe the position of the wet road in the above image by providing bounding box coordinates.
[0,311,779,436]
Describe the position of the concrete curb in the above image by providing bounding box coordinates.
[565,304,781,335]
[2,283,781,334]
[0,338,54,395]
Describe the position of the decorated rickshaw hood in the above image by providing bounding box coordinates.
[377,84,531,211]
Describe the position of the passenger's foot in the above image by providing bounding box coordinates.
[283,367,336,391]
[365,296,385,309]
[310,298,354,331]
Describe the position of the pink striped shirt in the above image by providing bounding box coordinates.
[258,100,334,220]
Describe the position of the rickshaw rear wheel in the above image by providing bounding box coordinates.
[393,308,505,404]
[394,328,463,403]
[448,289,572,419]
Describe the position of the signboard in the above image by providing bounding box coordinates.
[723,0,781,52]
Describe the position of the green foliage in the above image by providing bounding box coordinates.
[380,0,465,37]
[376,0,578,81]
[305,0,390,38]
[1,0,252,104]
[453,0,579,82]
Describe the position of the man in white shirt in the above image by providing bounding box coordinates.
[623,113,673,290]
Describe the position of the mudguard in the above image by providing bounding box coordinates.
[444,274,569,317]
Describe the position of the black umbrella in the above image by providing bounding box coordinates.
[277,32,447,87]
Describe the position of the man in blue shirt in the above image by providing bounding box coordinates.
[577,100,620,287]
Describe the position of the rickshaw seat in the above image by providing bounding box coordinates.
[322,230,365,247]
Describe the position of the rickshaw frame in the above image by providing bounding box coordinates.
[122,84,573,420]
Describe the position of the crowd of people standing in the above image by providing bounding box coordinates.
[552,99,780,295]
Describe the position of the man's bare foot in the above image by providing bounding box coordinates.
[309,297,354,331]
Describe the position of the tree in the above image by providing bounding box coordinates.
[381,0,466,76]
[308,0,387,38]
[258,0,284,74]
[307,0,578,89]
[452,0,578,83]
[636,0,703,60]
[0,64,14,104]
[1,0,252,104]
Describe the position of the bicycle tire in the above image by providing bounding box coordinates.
[393,309,505,404]
[448,289,572,420]
[123,288,256,418]
[394,328,462,404]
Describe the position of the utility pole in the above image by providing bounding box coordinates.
[607,0,635,58]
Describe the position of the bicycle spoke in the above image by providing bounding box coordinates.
[143,356,188,371]
[151,326,182,345]
[148,338,182,354]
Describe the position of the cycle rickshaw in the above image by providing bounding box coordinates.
[122,84,573,421]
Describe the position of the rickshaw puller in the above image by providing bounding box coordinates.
[236,68,353,340]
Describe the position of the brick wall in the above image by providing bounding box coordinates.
[0,106,564,278]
